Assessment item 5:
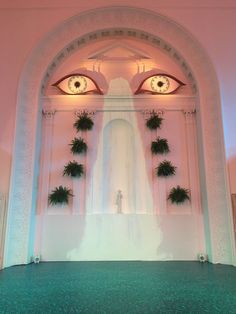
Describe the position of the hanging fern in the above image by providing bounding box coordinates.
[70,137,87,154]
[48,186,73,205]
[63,161,84,178]
[146,112,163,130]
[74,111,94,131]
[156,160,176,177]
[168,185,190,204]
[151,137,170,154]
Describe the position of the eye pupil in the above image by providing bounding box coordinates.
[157,81,164,87]
[74,81,81,88]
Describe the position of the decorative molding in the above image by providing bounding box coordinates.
[41,27,197,95]
[4,6,235,267]
[42,95,196,112]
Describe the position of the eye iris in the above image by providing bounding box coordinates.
[67,76,87,94]
[151,76,170,93]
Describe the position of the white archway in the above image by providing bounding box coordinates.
[4,7,236,267]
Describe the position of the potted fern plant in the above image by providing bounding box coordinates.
[74,111,94,131]
[151,137,170,154]
[70,137,87,154]
[156,160,176,177]
[146,112,163,130]
[48,186,73,205]
[63,161,84,178]
[168,185,190,204]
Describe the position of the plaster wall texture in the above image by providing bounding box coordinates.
[0,0,236,195]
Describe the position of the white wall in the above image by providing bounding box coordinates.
[36,98,203,260]
[37,105,204,260]
[40,214,202,261]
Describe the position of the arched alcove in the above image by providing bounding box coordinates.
[102,119,135,214]
[3,7,236,267]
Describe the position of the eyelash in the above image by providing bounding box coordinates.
[52,74,103,95]
[134,74,185,95]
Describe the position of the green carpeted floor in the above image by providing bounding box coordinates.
[0,261,236,313]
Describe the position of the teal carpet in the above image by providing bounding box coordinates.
[0,261,236,313]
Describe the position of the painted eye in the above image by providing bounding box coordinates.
[135,74,185,95]
[52,74,103,95]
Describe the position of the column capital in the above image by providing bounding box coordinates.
[74,109,96,118]
[183,109,196,122]
[42,109,56,120]
[183,109,196,117]
[141,109,165,119]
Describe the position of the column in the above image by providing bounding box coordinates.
[183,109,205,252]
[142,109,165,215]
[73,110,95,215]
[0,193,7,269]
[34,109,55,256]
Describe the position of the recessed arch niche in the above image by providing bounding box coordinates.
[3,7,236,267]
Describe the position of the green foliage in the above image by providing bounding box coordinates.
[151,137,170,154]
[63,161,84,178]
[146,112,163,130]
[73,111,94,131]
[70,137,87,154]
[156,160,176,177]
[168,185,190,204]
[48,185,73,205]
